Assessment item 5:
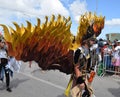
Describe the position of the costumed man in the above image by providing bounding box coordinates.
[70,13,105,96]
[64,13,105,97]
[0,37,12,92]
[71,38,96,97]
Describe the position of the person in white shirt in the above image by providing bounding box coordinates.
[113,40,120,75]
[0,39,12,92]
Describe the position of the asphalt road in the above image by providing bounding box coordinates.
[0,62,120,97]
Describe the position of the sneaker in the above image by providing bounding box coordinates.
[6,87,12,92]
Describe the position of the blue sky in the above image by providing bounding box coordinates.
[0,0,120,39]
[87,0,120,39]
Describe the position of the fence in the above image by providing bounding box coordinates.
[96,54,120,77]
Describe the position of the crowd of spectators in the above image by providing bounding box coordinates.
[94,38,120,76]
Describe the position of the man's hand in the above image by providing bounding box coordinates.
[79,83,85,90]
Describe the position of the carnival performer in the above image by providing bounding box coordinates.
[69,12,105,96]
[70,38,96,97]
[0,37,12,92]
[113,40,120,75]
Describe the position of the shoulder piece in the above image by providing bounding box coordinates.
[74,47,85,65]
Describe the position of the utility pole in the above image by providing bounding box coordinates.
[96,0,98,14]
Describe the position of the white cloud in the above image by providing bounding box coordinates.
[39,0,69,16]
[69,0,87,23]
[0,0,88,27]
[0,0,69,26]
[105,18,120,26]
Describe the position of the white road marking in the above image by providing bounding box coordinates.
[19,72,65,90]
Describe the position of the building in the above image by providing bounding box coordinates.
[106,33,120,42]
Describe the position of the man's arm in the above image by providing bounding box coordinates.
[74,49,84,85]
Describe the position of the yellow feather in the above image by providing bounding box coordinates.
[0,24,11,42]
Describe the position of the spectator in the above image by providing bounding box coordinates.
[0,38,12,92]
[102,41,112,69]
[113,40,120,75]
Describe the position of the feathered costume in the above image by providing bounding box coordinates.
[0,12,105,96]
